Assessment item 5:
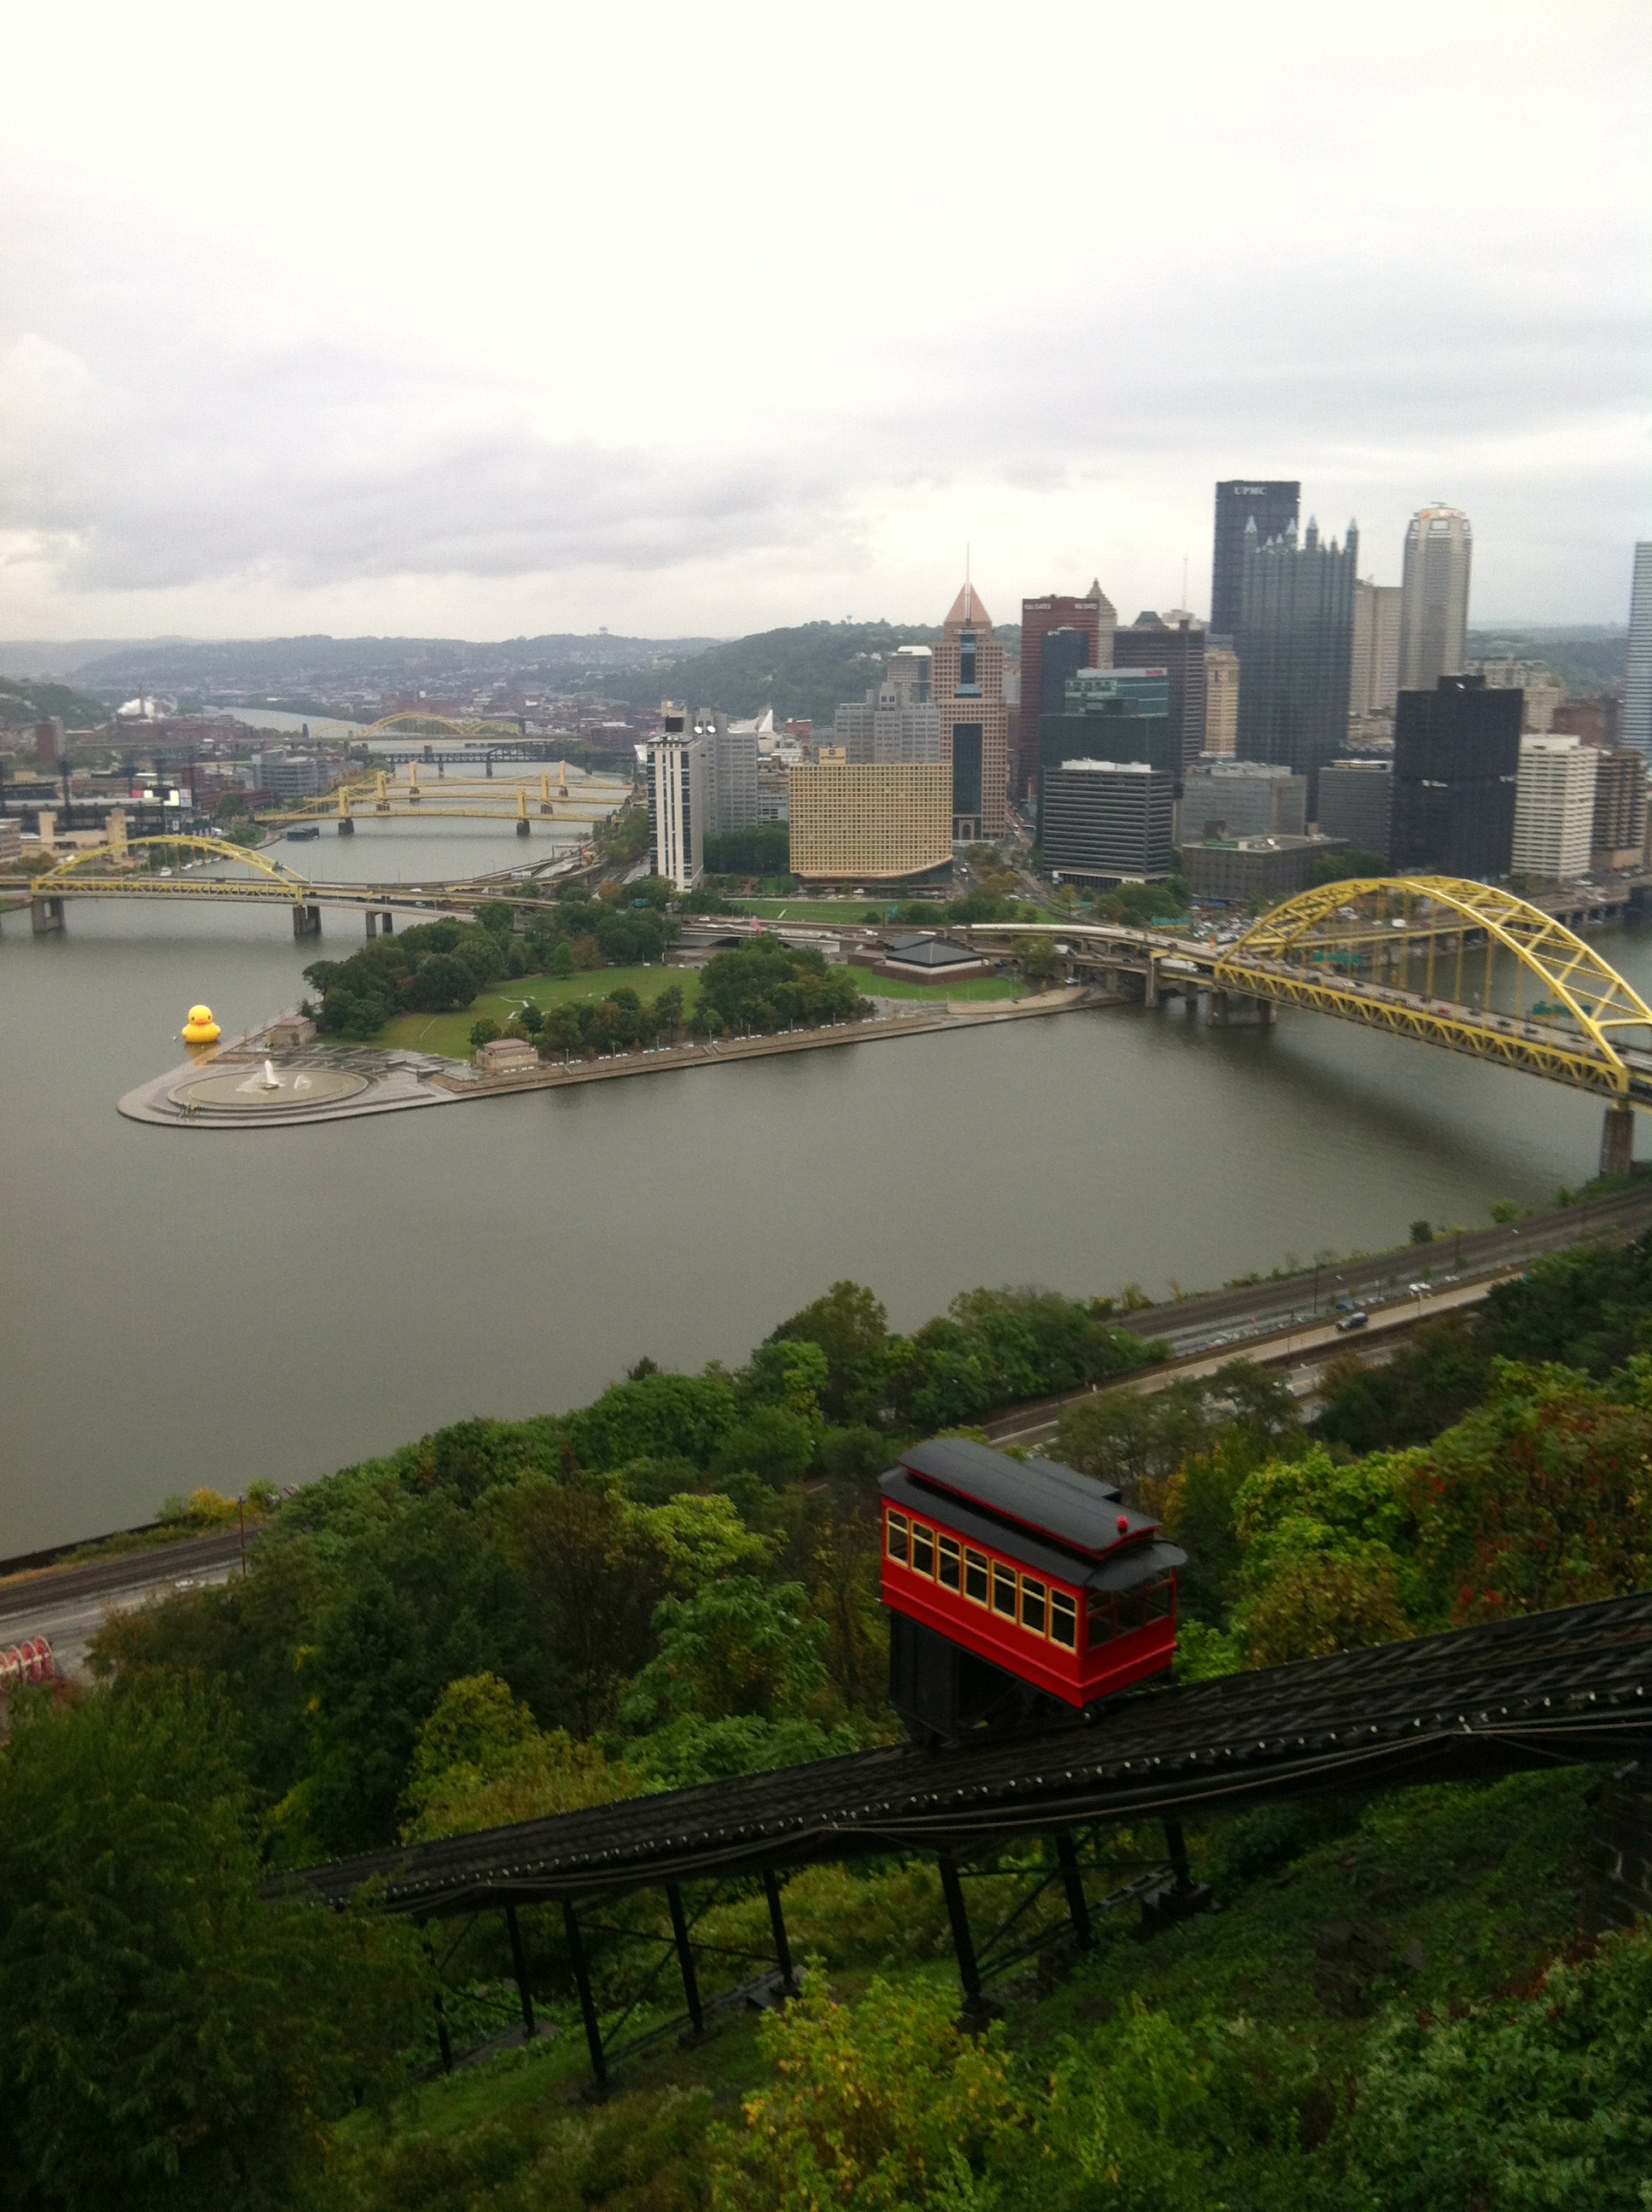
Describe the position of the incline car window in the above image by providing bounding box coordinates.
[1050,1591,1077,1648]
[992,1563,1017,1617]
[938,1534,961,1591]
[887,1511,909,1564]
[964,1549,989,1604]
[1021,1576,1047,1635]
[911,1522,935,1577]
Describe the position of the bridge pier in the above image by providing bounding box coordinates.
[1143,953,1160,1010]
[1208,988,1228,1025]
[292,904,322,939]
[337,817,354,835]
[1601,1103,1637,1179]
[30,895,65,936]
[515,818,531,836]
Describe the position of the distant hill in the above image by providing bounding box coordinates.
[603,619,1024,728]
[61,633,721,696]
[1467,626,1627,694]
[0,676,111,731]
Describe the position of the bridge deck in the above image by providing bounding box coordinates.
[282,1591,1652,1917]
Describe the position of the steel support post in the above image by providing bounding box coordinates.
[562,1901,608,2093]
[666,1883,708,2040]
[422,1934,455,2074]
[504,1904,536,2038]
[763,1867,799,1993]
[1055,1831,1094,1947]
[938,1853,986,2017]
[1164,1819,1195,1895]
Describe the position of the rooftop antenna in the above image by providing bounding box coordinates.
[966,543,972,618]
[1180,555,1189,608]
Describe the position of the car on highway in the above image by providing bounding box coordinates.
[1335,1310,1370,1332]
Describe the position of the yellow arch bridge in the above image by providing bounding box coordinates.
[15,836,563,940]
[968,877,1652,1175]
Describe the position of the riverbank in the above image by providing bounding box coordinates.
[117,987,1106,1127]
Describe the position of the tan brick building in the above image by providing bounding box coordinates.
[787,760,953,883]
[933,581,1009,839]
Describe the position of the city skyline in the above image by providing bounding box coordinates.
[3,5,1647,643]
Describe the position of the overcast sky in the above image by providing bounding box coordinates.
[3,1,1648,644]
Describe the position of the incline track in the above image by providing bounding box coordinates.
[286,1591,1652,1918]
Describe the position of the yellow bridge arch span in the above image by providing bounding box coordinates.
[1215,876,1652,1101]
[359,713,524,738]
[35,835,312,897]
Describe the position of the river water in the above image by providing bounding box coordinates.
[3,822,1646,1555]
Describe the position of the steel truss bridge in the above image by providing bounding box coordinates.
[966,877,1652,1168]
[279,1591,1652,2090]
[259,765,633,830]
[15,835,568,939]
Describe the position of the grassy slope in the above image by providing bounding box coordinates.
[327,1766,1597,2207]
[373,957,1022,1056]
[375,966,699,1057]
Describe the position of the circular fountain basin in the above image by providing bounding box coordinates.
[169,1065,371,1115]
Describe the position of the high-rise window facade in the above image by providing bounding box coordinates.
[1112,613,1207,768]
[1015,590,1109,797]
[1041,760,1175,883]
[645,705,707,890]
[1398,506,1473,692]
[1212,480,1300,640]
[1512,736,1597,882]
[1350,580,1403,717]
[1625,542,1652,760]
[1391,674,1520,879]
[933,582,1009,840]
[1235,515,1359,806]
[1035,668,1172,849]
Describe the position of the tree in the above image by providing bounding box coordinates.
[0,1683,420,2212]
[716,1970,1027,2210]
[770,1280,890,1424]
[620,1576,830,1730]
[468,1016,502,1050]
[1017,934,1062,989]
[1309,846,1389,887]
[1410,1219,1434,1245]
[399,1673,639,1842]
[550,938,574,977]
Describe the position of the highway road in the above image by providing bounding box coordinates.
[0,1529,248,1678]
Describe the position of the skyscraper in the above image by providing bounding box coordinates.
[1036,667,1172,847]
[644,706,707,889]
[1203,645,1239,755]
[1112,613,1207,768]
[933,581,1009,841]
[1391,674,1520,878]
[1512,736,1597,882]
[1015,589,1109,797]
[1235,515,1359,805]
[1349,579,1402,718]
[1212,480,1300,639]
[1625,542,1652,760]
[1398,505,1473,691]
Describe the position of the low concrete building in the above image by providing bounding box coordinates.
[266,1013,317,1047]
[1180,833,1344,905]
[1180,760,1306,840]
[475,1036,540,1074]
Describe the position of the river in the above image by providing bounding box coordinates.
[2,823,1645,1555]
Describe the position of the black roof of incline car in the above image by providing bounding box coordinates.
[888,1437,1160,1562]
[879,1467,1184,1590]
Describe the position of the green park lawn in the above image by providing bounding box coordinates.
[865,972,1022,1000]
[374,964,698,1059]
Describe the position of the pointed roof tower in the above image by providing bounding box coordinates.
[1087,578,1118,620]
[945,579,993,628]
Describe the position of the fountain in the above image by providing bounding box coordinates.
[260,1058,281,1091]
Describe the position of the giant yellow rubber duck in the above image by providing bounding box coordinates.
[181,1004,221,1044]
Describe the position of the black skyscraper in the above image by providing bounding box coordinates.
[1391,674,1521,878]
[1212,480,1299,640]
[1235,515,1358,807]
[1113,613,1207,768]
